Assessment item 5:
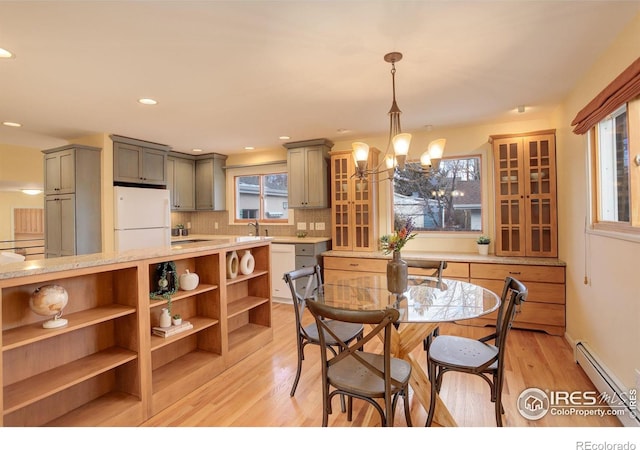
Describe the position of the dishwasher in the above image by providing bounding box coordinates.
[271,244,296,303]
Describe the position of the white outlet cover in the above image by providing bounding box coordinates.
[297,222,306,230]
[309,223,315,230]
[316,222,325,230]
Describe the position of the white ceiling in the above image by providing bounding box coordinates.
[0,1,638,155]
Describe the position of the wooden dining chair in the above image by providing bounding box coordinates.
[425,276,528,427]
[305,297,412,427]
[283,265,364,398]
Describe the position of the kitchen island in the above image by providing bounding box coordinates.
[0,236,273,426]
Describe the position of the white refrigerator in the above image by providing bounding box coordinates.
[114,186,171,251]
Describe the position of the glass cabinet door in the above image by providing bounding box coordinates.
[492,132,557,257]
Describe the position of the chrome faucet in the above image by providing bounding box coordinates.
[248,220,259,236]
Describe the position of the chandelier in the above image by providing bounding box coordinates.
[352,52,446,180]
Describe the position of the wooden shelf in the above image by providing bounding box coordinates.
[2,305,136,351]
[225,269,268,286]
[228,323,270,349]
[3,347,137,415]
[149,316,220,351]
[227,295,269,319]
[44,391,142,427]
[149,283,218,308]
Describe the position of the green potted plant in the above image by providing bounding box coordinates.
[477,235,491,256]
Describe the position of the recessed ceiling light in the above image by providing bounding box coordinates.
[279,136,290,140]
[517,105,526,113]
[21,189,42,195]
[336,128,351,134]
[192,148,203,152]
[244,146,255,151]
[2,121,21,127]
[138,98,157,105]
[0,48,14,58]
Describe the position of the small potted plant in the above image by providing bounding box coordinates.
[172,314,182,326]
[477,235,491,256]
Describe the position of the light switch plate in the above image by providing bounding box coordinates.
[315,222,325,230]
[297,222,306,230]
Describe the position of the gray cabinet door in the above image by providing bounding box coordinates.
[304,146,329,208]
[287,147,307,208]
[168,156,195,210]
[114,142,167,186]
[44,149,75,194]
[44,194,76,257]
[195,155,227,211]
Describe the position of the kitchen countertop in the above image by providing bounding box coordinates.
[0,235,272,281]
[322,249,566,266]
[172,234,332,245]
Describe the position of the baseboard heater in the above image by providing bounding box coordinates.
[576,342,639,427]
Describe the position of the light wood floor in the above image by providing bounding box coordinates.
[141,303,621,427]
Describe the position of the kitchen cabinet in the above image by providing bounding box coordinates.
[42,145,102,258]
[195,154,227,211]
[329,148,379,252]
[490,130,557,257]
[284,138,332,208]
[167,153,195,211]
[112,135,170,186]
[323,252,565,335]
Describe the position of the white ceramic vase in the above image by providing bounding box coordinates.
[226,250,239,279]
[477,244,489,256]
[240,250,255,275]
[159,308,171,328]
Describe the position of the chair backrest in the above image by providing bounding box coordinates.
[305,298,401,389]
[405,259,447,282]
[283,265,323,332]
[494,276,528,351]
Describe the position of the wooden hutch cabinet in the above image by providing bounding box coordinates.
[329,149,379,252]
[490,130,558,257]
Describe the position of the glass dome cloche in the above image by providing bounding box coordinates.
[29,284,69,329]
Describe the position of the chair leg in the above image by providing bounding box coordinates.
[425,362,439,426]
[403,389,412,427]
[290,337,304,397]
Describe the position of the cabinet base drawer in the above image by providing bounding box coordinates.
[470,263,565,283]
[324,256,387,273]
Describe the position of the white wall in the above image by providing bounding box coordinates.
[559,14,640,391]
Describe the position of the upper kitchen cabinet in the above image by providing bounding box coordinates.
[42,144,102,257]
[284,139,332,208]
[490,130,557,258]
[195,153,227,211]
[111,135,170,186]
[167,152,196,211]
[330,148,379,252]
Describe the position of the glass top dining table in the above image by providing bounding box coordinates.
[313,274,501,323]
[310,273,501,426]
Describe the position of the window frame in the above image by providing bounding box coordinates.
[390,154,485,234]
[227,163,292,226]
[589,95,640,236]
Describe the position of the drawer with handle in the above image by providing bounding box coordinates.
[470,263,565,284]
[323,256,387,273]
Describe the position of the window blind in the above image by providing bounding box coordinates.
[571,57,640,135]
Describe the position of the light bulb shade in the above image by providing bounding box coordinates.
[392,133,411,156]
[420,152,432,168]
[385,155,395,169]
[428,138,446,159]
[352,142,370,163]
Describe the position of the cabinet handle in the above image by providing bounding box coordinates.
[508,271,521,275]
[349,263,359,267]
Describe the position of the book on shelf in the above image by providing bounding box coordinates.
[152,321,193,338]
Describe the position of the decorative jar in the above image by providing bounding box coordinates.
[387,251,408,294]
[240,250,255,275]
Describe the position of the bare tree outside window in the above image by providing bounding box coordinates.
[393,157,482,232]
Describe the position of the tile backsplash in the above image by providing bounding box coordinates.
[171,209,332,237]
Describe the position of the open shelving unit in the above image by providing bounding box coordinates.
[0,240,273,426]
[1,263,143,427]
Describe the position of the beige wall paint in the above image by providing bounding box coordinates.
[559,14,640,391]
[0,143,44,241]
